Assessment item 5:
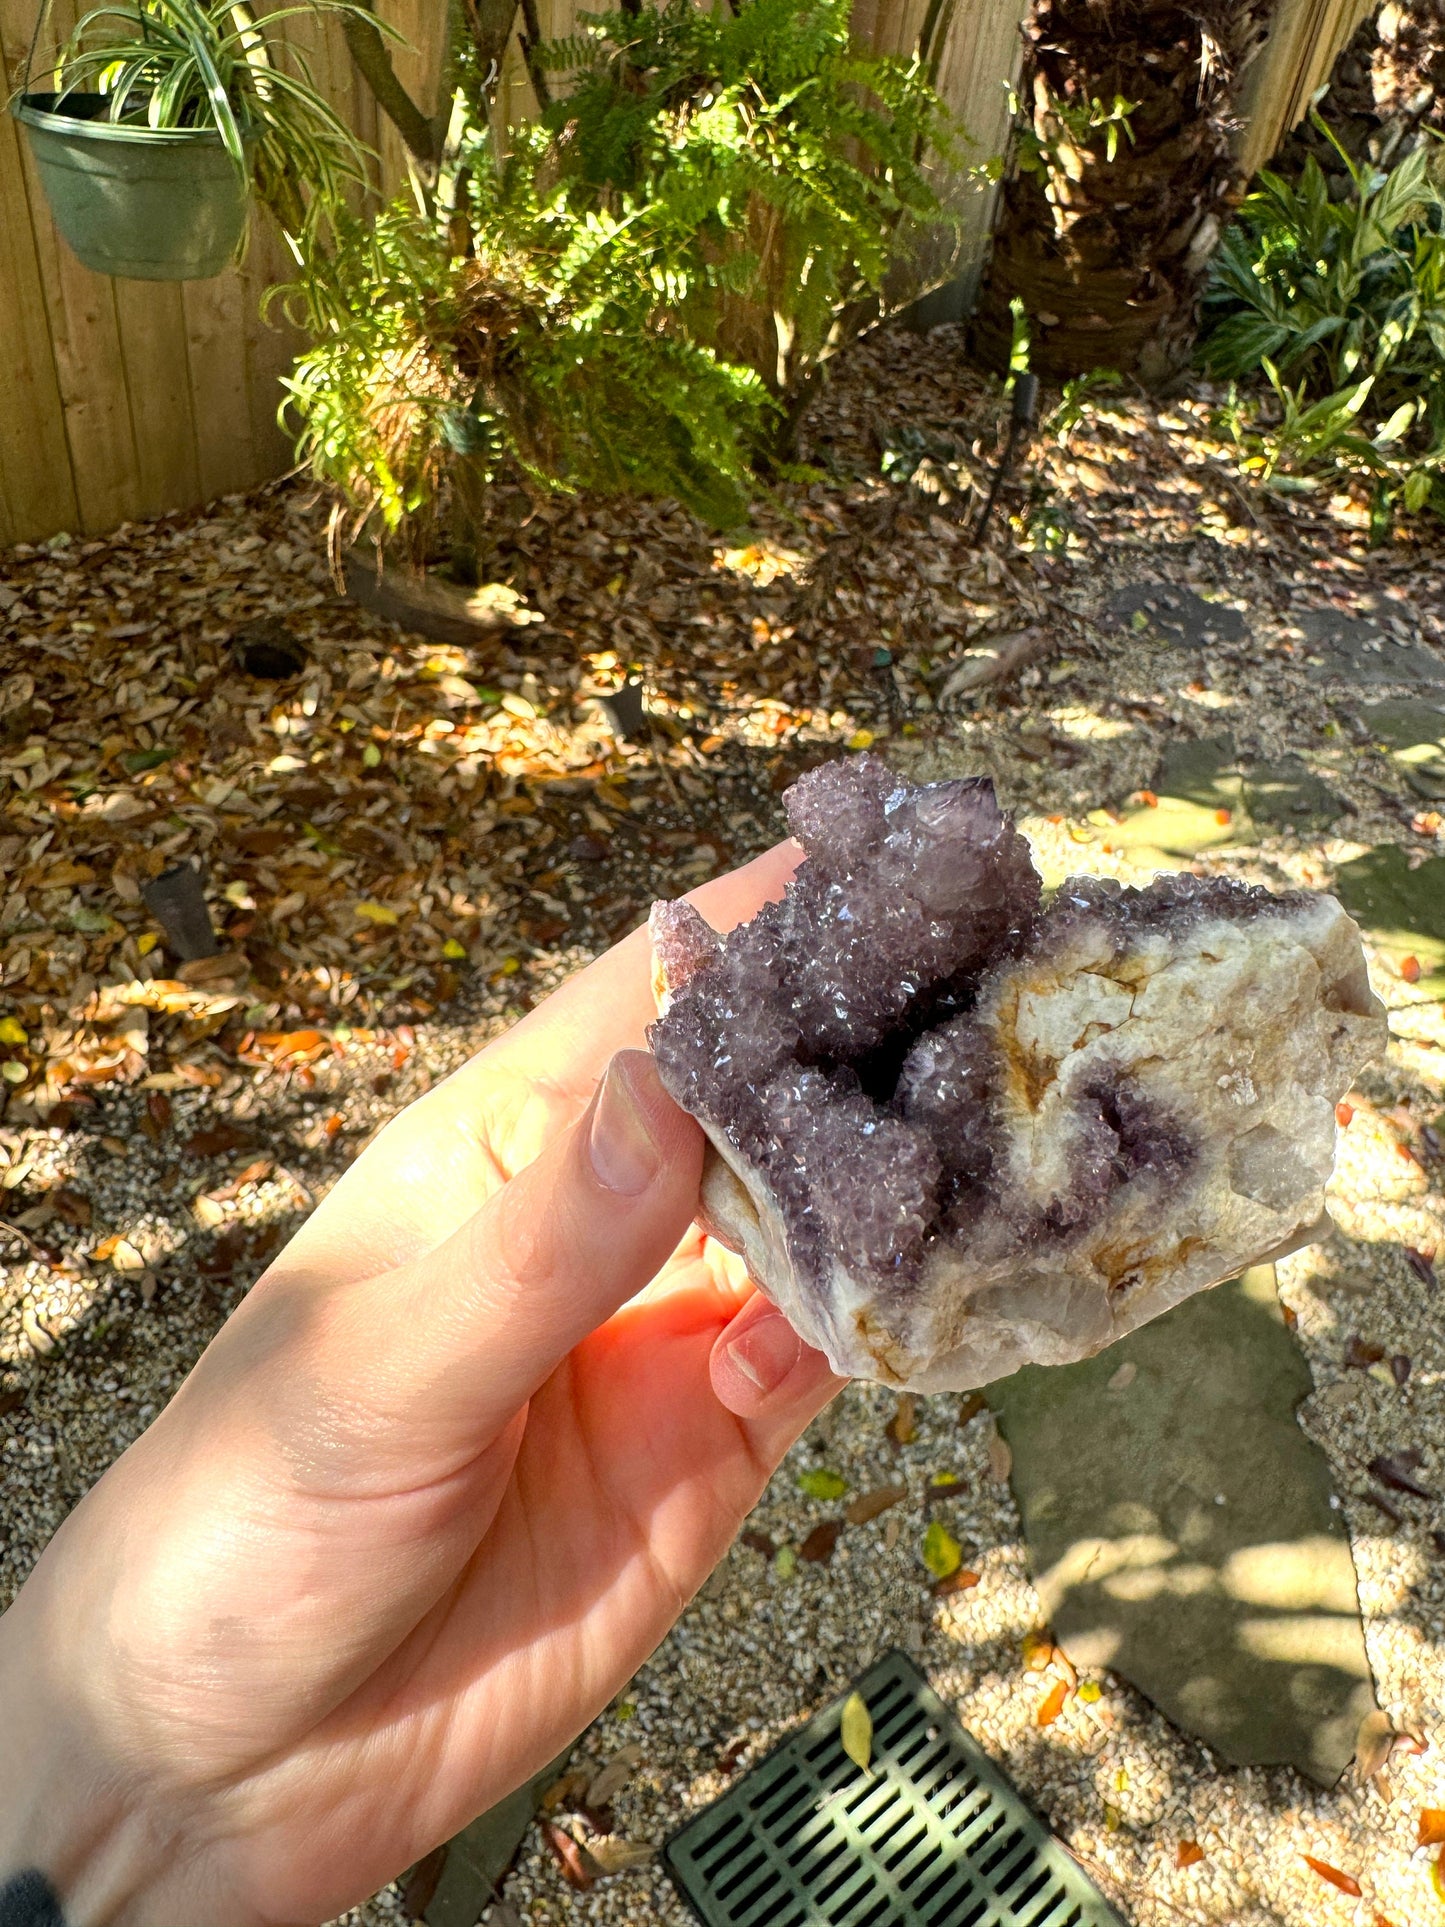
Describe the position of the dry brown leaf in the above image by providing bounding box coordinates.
[800,1520,842,1564]
[1176,1840,1205,1868]
[845,1483,908,1526]
[541,1818,599,1890]
[1036,1680,1070,1726]
[1354,1708,1396,1780]
[585,1836,656,1875]
[1420,1809,1445,1848]
[887,1393,916,1445]
[1301,1854,1361,1897]
[933,1567,980,1598]
[585,1745,643,1811]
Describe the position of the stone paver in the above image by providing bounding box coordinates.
[987,1267,1375,1787]
[1299,609,1445,689]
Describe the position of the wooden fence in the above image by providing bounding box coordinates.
[0,0,1377,548]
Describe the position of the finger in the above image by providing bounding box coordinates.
[270,1052,705,1491]
[268,839,801,1290]
[709,1288,846,1424]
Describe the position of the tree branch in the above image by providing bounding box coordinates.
[342,3,440,164]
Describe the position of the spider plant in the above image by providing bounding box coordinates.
[47,0,378,246]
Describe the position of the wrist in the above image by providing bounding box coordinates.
[0,1597,155,1926]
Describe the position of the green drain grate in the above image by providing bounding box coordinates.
[664,1650,1125,1927]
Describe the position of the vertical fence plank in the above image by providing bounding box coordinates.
[12,142,147,534]
[112,279,204,520]
[242,221,305,486]
[183,267,258,502]
[0,6,81,543]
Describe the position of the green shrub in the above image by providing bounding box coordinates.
[1200,118,1445,527]
[280,0,957,560]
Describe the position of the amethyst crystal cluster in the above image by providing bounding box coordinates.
[648,756,1387,1389]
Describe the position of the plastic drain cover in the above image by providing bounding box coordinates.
[664,1650,1124,1927]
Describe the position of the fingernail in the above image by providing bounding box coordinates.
[589,1055,665,1196]
[725,1309,801,1396]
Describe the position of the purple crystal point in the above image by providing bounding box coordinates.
[648,754,1387,1390]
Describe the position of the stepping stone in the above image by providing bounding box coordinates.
[1361,698,1445,800]
[1241,756,1346,832]
[1090,736,1249,860]
[1098,737,1345,860]
[1334,843,1445,996]
[1298,609,1445,689]
[987,1267,1375,1786]
[1108,585,1247,649]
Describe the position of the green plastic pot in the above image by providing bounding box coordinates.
[12,92,251,281]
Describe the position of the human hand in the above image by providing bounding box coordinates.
[0,842,843,1926]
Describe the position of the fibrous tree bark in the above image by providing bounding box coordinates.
[972,0,1280,385]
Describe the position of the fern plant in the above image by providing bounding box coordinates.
[281,0,958,562]
[1200,117,1445,525]
[533,0,954,395]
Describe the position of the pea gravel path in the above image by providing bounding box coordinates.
[7,324,1445,1926]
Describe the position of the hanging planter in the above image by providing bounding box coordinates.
[13,92,252,280]
[8,0,376,283]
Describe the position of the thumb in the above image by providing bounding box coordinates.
[273,1051,703,1491]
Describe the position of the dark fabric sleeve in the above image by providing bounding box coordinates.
[0,1873,66,1927]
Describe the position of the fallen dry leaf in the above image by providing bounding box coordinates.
[840,1692,872,1774]
[585,1836,656,1876]
[1036,1680,1070,1726]
[1176,1840,1205,1868]
[987,1428,1013,1482]
[800,1520,842,1564]
[933,1567,980,1598]
[1022,1630,1055,1672]
[1354,1708,1397,1781]
[541,1818,599,1890]
[1370,1453,1432,1500]
[585,1744,643,1811]
[1405,1246,1437,1285]
[845,1482,907,1526]
[541,1768,593,1813]
[1301,1854,1361,1897]
[887,1393,917,1445]
[1420,1809,1445,1848]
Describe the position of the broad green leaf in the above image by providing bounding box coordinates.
[796,1467,848,1501]
[1406,468,1434,513]
[1379,398,1425,447]
[922,1520,963,1580]
[840,1692,872,1774]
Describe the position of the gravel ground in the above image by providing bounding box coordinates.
[7,323,1445,1926]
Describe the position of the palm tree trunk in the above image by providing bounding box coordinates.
[972,0,1279,385]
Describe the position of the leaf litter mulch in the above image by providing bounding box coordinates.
[8,322,1445,1925]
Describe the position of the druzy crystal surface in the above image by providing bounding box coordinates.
[648,755,1387,1390]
